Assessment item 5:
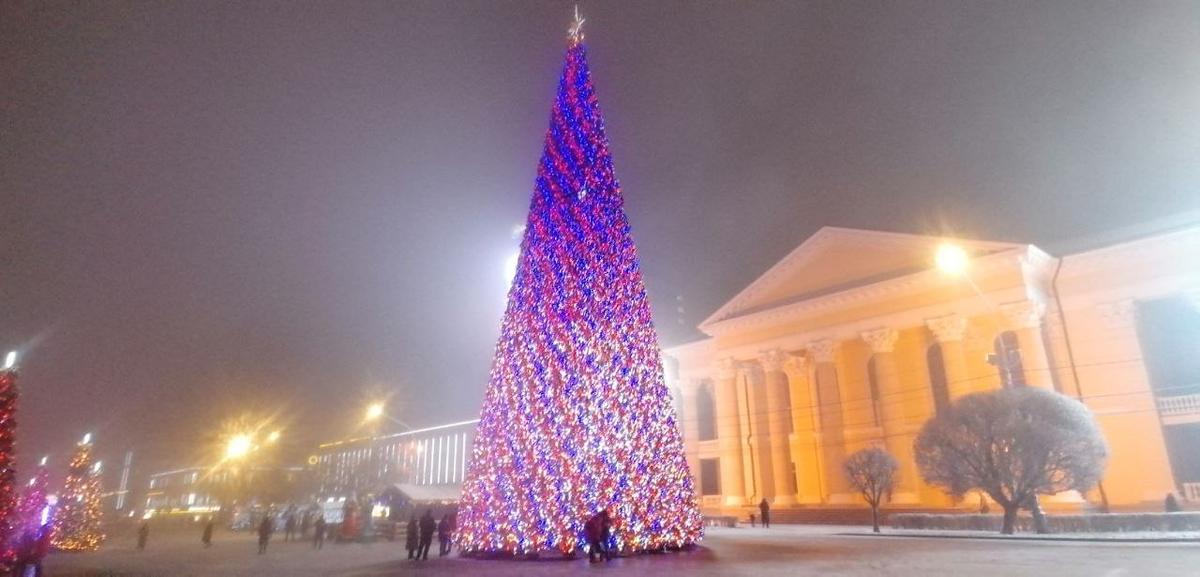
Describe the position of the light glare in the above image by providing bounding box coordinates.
[935,243,970,276]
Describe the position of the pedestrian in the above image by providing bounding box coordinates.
[284,513,296,542]
[584,509,611,563]
[202,519,214,548]
[437,514,452,556]
[137,522,150,551]
[417,510,436,560]
[300,510,311,539]
[405,514,419,560]
[1166,492,1182,513]
[748,512,756,528]
[313,515,327,550]
[258,515,273,554]
[759,498,771,528]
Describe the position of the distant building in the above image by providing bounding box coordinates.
[665,225,1200,514]
[144,467,219,515]
[143,464,311,517]
[314,419,478,497]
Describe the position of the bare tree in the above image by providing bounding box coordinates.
[914,387,1108,534]
[844,446,898,533]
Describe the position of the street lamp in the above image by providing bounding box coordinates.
[267,430,281,444]
[365,402,385,422]
[3,351,15,371]
[225,434,253,460]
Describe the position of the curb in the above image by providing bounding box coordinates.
[836,532,1200,544]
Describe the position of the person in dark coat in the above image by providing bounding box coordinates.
[202,519,214,548]
[1166,492,1182,512]
[584,509,612,563]
[300,511,311,538]
[313,515,327,550]
[405,514,419,560]
[257,516,273,554]
[137,522,150,551]
[437,514,452,556]
[759,498,771,528]
[284,513,296,542]
[417,510,436,560]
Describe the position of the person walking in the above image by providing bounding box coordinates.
[417,510,436,560]
[759,498,771,529]
[405,514,419,560]
[300,510,311,539]
[584,509,612,563]
[313,515,327,550]
[201,519,214,548]
[284,513,296,542]
[437,514,452,556]
[137,522,150,551]
[257,515,273,554]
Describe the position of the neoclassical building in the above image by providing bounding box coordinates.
[665,226,1200,514]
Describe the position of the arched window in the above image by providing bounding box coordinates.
[696,383,717,441]
[927,344,951,414]
[994,331,1026,388]
[866,357,882,426]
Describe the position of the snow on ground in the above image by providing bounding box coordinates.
[45,525,1200,577]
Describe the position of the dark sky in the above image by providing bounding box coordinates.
[3,1,1198,478]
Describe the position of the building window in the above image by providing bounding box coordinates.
[866,357,882,426]
[699,458,721,496]
[993,331,1026,388]
[696,384,718,441]
[927,344,951,414]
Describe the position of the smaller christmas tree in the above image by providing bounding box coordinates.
[0,361,19,564]
[51,436,104,551]
[15,458,50,541]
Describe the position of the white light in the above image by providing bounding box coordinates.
[93,461,103,473]
[81,433,92,445]
[504,252,520,285]
[39,456,47,467]
[3,351,15,370]
[935,243,970,276]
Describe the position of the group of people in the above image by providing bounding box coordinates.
[258,510,330,554]
[405,510,455,560]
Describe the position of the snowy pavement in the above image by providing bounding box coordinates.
[45,525,1200,577]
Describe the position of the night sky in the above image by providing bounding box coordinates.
[3,1,1198,478]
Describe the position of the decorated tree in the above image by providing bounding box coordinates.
[0,360,20,564]
[455,13,702,556]
[14,459,50,542]
[52,437,105,551]
[915,387,1108,534]
[844,447,898,533]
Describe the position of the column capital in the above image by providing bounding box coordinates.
[1000,300,1046,330]
[716,357,739,380]
[1096,299,1135,329]
[807,339,838,363]
[860,327,899,354]
[758,349,787,373]
[926,314,968,343]
[783,354,809,376]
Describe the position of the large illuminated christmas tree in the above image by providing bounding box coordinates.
[51,437,104,551]
[0,362,19,564]
[456,15,702,556]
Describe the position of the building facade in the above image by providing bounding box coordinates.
[314,419,478,497]
[665,226,1200,514]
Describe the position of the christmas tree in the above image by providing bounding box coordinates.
[0,359,20,564]
[51,437,104,551]
[14,459,50,542]
[456,14,702,556]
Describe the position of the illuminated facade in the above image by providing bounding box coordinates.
[314,419,477,497]
[666,226,1200,514]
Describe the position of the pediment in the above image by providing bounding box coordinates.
[701,227,1022,328]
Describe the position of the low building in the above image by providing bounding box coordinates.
[144,467,220,516]
[144,464,311,518]
[665,225,1199,516]
[314,419,478,498]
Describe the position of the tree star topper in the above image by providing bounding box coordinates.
[569,5,586,45]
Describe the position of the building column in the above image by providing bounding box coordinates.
[1000,300,1054,390]
[738,362,774,504]
[714,358,747,506]
[926,314,973,399]
[783,355,822,504]
[760,350,795,506]
[676,382,701,483]
[809,339,852,501]
[861,327,919,504]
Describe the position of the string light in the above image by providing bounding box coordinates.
[456,35,702,556]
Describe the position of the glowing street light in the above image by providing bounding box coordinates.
[3,351,15,371]
[81,433,92,445]
[935,243,970,276]
[365,402,385,422]
[267,430,281,444]
[225,434,253,460]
